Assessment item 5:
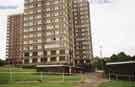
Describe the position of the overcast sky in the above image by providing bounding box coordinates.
[0,0,135,59]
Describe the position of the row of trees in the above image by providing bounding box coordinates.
[93,52,135,70]
[109,52,135,62]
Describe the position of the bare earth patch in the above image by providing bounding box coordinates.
[78,73,109,87]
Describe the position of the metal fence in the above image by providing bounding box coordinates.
[106,72,135,81]
[0,71,81,83]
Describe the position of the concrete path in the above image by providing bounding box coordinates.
[79,73,109,87]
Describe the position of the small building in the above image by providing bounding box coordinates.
[36,65,82,74]
[105,61,135,81]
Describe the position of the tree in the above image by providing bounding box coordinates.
[93,57,106,70]
[110,54,117,62]
[109,52,132,62]
[132,55,135,61]
[93,52,135,71]
[0,59,6,66]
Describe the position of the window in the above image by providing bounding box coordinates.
[38,52,43,56]
[37,20,42,24]
[53,37,56,40]
[30,46,33,50]
[55,25,59,28]
[24,59,29,64]
[55,6,59,10]
[46,25,53,29]
[27,0,33,3]
[29,16,33,20]
[37,33,41,37]
[29,40,33,44]
[37,9,41,13]
[24,52,29,57]
[54,12,59,16]
[46,38,51,42]
[24,41,28,44]
[33,52,37,56]
[46,13,50,17]
[51,57,56,62]
[52,31,56,40]
[59,56,65,61]
[24,17,27,21]
[38,39,42,43]
[38,45,42,49]
[44,51,47,56]
[24,23,28,27]
[75,60,78,64]
[46,2,50,5]
[29,34,33,38]
[36,15,41,19]
[51,50,56,55]
[41,58,47,63]
[24,35,27,38]
[54,0,59,4]
[46,8,51,11]
[55,18,59,22]
[56,31,59,34]
[32,58,37,63]
[29,28,33,31]
[86,60,90,63]
[61,17,65,22]
[46,19,51,23]
[24,47,28,51]
[37,3,42,7]
[37,0,42,1]
[60,50,65,54]
[37,27,42,31]
[46,32,51,36]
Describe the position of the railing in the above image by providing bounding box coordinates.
[106,72,135,81]
[0,71,81,83]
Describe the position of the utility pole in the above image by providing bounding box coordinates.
[99,45,104,70]
[99,45,103,58]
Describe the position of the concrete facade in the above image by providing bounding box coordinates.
[6,14,24,64]
[7,0,93,69]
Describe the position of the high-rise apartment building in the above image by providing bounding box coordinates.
[73,0,93,66]
[15,0,93,71]
[23,0,74,65]
[23,0,93,67]
[6,14,23,64]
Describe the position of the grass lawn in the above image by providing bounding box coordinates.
[0,82,77,87]
[0,67,80,87]
[98,81,135,87]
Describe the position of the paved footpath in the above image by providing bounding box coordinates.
[78,73,109,87]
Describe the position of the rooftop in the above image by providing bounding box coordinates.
[106,61,135,65]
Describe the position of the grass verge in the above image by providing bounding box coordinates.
[98,80,135,87]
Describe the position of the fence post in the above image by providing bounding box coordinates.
[10,71,13,82]
[62,72,65,82]
[116,74,118,80]
[109,72,110,80]
[129,75,131,81]
[40,72,43,82]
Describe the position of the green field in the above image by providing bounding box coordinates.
[2,67,135,87]
[98,81,135,87]
[0,82,77,87]
[0,67,81,87]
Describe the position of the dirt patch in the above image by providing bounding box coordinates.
[78,72,109,87]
